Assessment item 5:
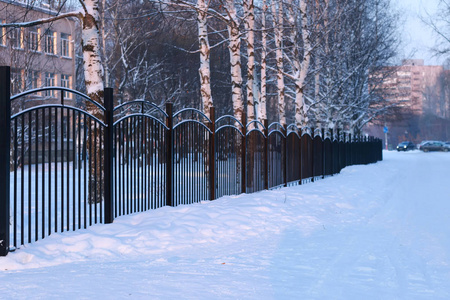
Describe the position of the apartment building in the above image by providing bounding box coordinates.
[374,59,449,117]
[368,59,450,146]
[0,0,77,100]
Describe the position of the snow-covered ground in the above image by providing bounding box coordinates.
[1,150,450,299]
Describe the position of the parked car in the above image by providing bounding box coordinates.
[418,140,440,150]
[396,141,415,151]
[420,141,449,152]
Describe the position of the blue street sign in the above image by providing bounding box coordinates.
[383,126,388,133]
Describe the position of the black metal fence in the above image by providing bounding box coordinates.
[0,66,383,256]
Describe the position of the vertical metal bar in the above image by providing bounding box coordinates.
[66,108,70,230]
[150,120,154,209]
[48,109,52,236]
[42,109,46,239]
[55,109,58,232]
[263,120,268,190]
[137,116,141,211]
[188,123,192,204]
[28,112,32,243]
[119,121,126,215]
[13,118,18,247]
[330,129,334,175]
[338,130,341,172]
[283,125,287,187]
[131,117,134,212]
[165,103,173,206]
[241,113,246,194]
[61,107,65,232]
[35,109,38,241]
[72,110,76,231]
[83,115,87,229]
[77,112,81,229]
[126,118,130,214]
[104,88,114,224]
[21,115,24,244]
[114,118,118,217]
[142,117,146,211]
[99,120,103,223]
[322,128,325,179]
[299,128,302,185]
[0,66,11,256]
[311,128,315,183]
[88,117,92,226]
[118,122,123,216]
[209,107,215,200]
[94,121,98,223]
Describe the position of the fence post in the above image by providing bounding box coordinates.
[283,125,288,187]
[103,88,114,224]
[165,103,173,206]
[330,128,334,176]
[336,129,340,172]
[348,133,352,166]
[322,128,325,179]
[311,127,315,182]
[299,127,302,185]
[263,119,269,190]
[241,113,247,194]
[209,107,215,200]
[0,66,11,256]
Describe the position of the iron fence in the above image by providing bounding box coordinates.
[0,66,383,256]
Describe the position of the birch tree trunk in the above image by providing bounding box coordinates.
[259,0,268,123]
[197,0,213,118]
[81,0,104,107]
[287,0,311,128]
[271,0,285,125]
[80,0,105,203]
[226,0,244,122]
[244,0,255,122]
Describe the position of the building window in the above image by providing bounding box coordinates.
[44,30,56,54]
[0,20,5,46]
[28,28,40,51]
[61,33,70,57]
[44,72,55,97]
[11,68,23,94]
[61,74,71,98]
[10,28,22,49]
[27,71,40,90]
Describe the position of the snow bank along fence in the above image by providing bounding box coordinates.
[0,66,382,256]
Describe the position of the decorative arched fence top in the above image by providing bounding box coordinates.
[246,119,266,135]
[113,100,168,129]
[173,107,213,133]
[301,126,312,137]
[268,122,286,138]
[10,87,106,122]
[286,124,301,138]
[215,115,245,137]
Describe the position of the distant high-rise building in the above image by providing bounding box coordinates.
[374,59,448,117]
[368,59,450,146]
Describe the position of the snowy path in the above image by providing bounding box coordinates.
[1,151,450,299]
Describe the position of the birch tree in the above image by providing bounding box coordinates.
[220,0,244,122]
[258,0,268,123]
[197,0,214,117]
[270,0,286,125]
[283,0,313,128]
[244,0,255,122]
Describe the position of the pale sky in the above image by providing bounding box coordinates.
[395,0,443,65]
